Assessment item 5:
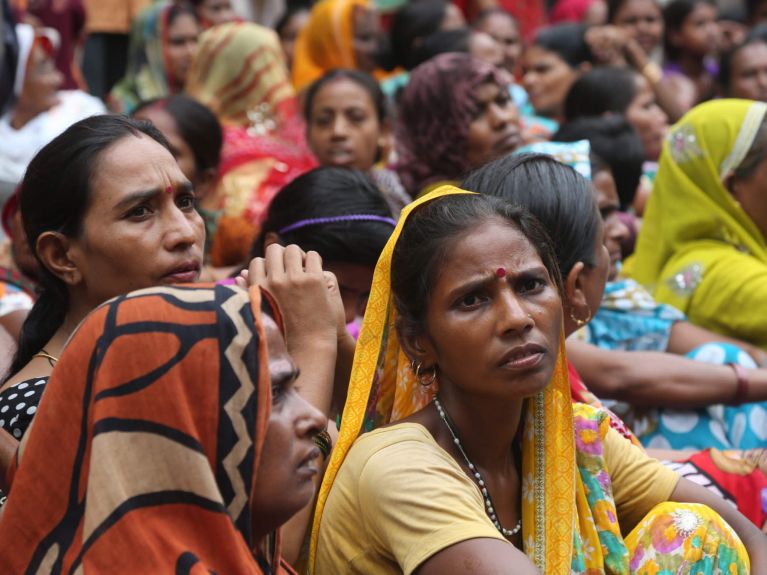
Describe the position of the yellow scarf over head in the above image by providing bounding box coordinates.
[291,0,369,91]
[632,99,767,346]
[308,186,631,574]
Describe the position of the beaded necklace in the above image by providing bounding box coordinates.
[433,396,522,538]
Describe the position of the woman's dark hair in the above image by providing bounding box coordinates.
[555,116,645,209]
[462,154,601,281]
[719,36,767,94]
[133,95,223,173]
[563,67,638,121]
[389,0,452,70]
[391,193,562,337]
[472,7,517,28]
[168,2,199,26]
[532,23,595,68]
[663,0,714,60]
[6,115,170,381]
[607,0,661,24]
[410,28,471,69]
[303,68,387,125]
[250,167,394,266]
[733,116,767,179]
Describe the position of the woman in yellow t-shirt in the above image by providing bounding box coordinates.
[310,187,766,574]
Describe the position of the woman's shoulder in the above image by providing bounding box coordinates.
[348,422,448,466]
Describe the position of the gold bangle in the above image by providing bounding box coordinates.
[642,61,663,85]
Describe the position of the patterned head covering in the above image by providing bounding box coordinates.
[632,100,767,342]
[0,284,294,574]
[186,22,296,128]
[291,0,370,91]
[395,53,511,195]
[109,2,191,114]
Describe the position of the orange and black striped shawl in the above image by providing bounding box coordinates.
[0,284,292,574]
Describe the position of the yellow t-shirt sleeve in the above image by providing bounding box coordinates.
[603,426,680,533]
[357,432,506,575]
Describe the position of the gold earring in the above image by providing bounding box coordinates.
[412,360,437,387]
[569,307,592,327]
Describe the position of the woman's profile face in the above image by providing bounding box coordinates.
[66,134,205,310]
[166,13,200,87]
[417,217,562,401]
[522,45,578,118]
[20,42,62,115]
[307,77,383,171]
[728,42,767,101]
[592,169,629,281]
[252,314,327,536]
[612,0,663,55]
[625,75,668,160]
[465,81,522,171]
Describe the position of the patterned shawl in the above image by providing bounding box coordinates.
[109,2,178,114]
[291,0,369,91]
[395,53,511,195]
[0,284,293,574]
[309,186,634,574]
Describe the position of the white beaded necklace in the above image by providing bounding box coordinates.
[433,396,522,539]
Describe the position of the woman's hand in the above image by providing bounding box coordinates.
[585,25,629,67]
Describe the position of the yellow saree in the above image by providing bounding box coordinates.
[632,99,767,349]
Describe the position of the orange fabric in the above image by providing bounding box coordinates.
[83,0,151,34]
[0,284,289,573]
[291,0,369,91]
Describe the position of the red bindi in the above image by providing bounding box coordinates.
[165,185,173,194]
[495,267,506,278]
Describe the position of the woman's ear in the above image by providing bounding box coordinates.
[396,321,437,369]
[564,261,590,322]
[35,231,83,287]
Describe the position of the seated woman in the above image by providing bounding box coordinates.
[108,2,201,114]
[464,150,767,526]
[312,189,766,574]
[185,22,316,268]
[291,0,382,91]
[304,69,409,214]
[0,114,205,458]
[557,67,669,214]
[396,53,522,197]
[466,147,767,446]
[520,23,595,137]
[132,95,224,261]
[660,0,719,113]
[0,24,105,195]
[0,283,326,573]
[633,99,767,351]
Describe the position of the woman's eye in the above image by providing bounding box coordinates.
[126,205,152,219]
[519,277,545,293]
[457,292,487,308]
[177,193,196,209]
[272,383,286,403]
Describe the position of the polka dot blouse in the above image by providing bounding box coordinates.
[0,377,47,440]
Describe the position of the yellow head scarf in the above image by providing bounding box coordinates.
[632,100,767,343]
[185,22,296,127]
[291,0,369,91]
[309,185,584,574]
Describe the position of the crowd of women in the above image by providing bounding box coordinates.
[1,0,767,572]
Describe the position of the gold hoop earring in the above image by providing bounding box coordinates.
[569,307,592,327]
[412,360,438,387]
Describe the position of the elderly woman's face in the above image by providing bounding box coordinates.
[465,81,522,170]
[414,218,562,402]
[252,314,327,537]
[64,134,205,310]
